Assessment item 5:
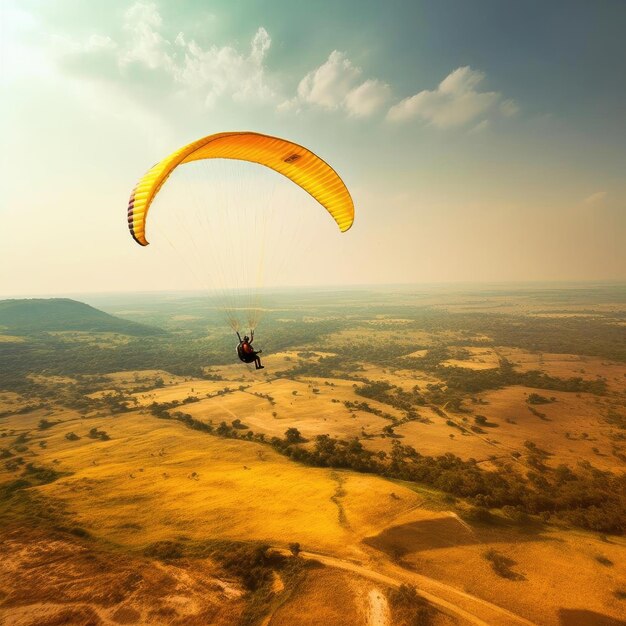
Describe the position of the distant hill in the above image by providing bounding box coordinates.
[0,298,164,336]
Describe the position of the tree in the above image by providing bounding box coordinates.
[285,427,303,444]
[289,542,301,557]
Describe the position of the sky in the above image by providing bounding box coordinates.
[1,0,625,297]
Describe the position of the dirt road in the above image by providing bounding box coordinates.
[276,548,538,626]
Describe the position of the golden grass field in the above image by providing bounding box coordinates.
[366,516,626,626]
[27,410,421,557]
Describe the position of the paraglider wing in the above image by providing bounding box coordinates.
[127,131,354,246]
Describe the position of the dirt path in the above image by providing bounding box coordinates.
[366,588,390,626]
[279,549,538,626]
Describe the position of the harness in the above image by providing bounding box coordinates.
[237,342,256,363]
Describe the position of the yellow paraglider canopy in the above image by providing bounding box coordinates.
[127,131,354,246]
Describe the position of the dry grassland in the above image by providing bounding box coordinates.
[267,567,364,626]
[442,347,501,371]
[499,347,626,393]
[390,414,499,464]
[357,364,445,392]
[473,386,623,471]
[1,410,426,560]
[366,517,626,626]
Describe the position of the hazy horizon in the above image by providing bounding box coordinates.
[3,279,626,303]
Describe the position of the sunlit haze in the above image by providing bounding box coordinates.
[2,0,625,297]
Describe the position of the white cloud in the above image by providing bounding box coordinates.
[58,1,276,108]
[296,51,361,109]
[172,26,275,106]
[387,66,517,129]
[250,27,271,65]
[584,191,607,205]
[344,79,391,118]
[120,1,172,71]
[281,51,390,117]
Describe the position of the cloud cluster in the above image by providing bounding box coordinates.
[171,26,274,106]
[387,66,515,128]
[280,51,390,118]
[282,54,517,129]
[62,1,276,108]
[55,1,518,129]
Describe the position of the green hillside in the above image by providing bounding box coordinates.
[0,298,164,336]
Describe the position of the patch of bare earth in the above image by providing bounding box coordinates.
[0,529,244,626]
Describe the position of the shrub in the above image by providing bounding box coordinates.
[527,393,553,405]
[484,549,524,580]
[387,584,433,625]
[88,427,110,441]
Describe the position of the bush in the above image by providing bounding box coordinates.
[527,393,553,405]
[484,549,524,580]
[88,427,110,441]
[595,555,613,567]
[387,584,433,625]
